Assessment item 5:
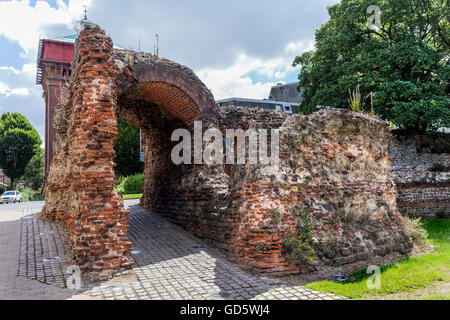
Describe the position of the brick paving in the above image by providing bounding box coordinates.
[82,202,345,300]
[15,200,345,300]
[18,209,71,288]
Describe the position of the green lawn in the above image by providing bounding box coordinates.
[123,194,142,199]
[306,219,450,299]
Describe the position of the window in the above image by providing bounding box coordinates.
[284,106,292,113]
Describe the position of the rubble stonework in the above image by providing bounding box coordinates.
[43,24,413,278]
[141,106,413,274]
[390,134,450,218]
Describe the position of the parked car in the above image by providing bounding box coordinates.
[0,191,21,204]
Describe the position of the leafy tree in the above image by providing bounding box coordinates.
[0,113,41,188]
[21,148,45,190]
[293,0,450,132]
[114,119,144,177]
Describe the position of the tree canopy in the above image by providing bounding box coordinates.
[293,0,449,132]
[114,119,144,177]
[21,148,45,190]
[0,112,41,188]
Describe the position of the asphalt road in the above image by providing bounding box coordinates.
[0,201,45,213]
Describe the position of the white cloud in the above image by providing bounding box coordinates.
[0,0,91,60]
[0,81,29,97]
[285,40,315,55]
[197,53,294,100]
[0,66,21,74]
[0,62,44,140]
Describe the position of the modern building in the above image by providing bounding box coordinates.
[216,82,303,114]
[216,97,298,114]
[269,82,304,104]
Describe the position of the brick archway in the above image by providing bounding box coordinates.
[42,24,413,280]
[41,25,218,279]
[115,57,221,234]
[114,51,216,125]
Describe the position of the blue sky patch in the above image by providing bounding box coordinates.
[28,0,68,9]
[0,35,25,69]
[246,68,300,85]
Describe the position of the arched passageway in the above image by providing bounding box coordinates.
[113,51,220,234]
[41,24,227,278]
[42,24,413,280]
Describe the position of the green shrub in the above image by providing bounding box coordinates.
[21,188,35,202]
[283,210,317,266]
[123,173,144,195]
[283,237,317,266]
[400,215,428,246]
[115,175,125,186]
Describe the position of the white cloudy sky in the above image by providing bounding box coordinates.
[0,0,339,142]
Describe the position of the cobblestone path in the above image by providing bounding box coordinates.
[19,211,71,287]
[83,202,344,300]
[3,200,345,300]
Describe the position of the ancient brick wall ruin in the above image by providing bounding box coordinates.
[41,26,134,278]
[42,24,413,279]
[142,107,413,274]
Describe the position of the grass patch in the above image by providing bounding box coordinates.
[306,219,450,299]
[123,194,142,199]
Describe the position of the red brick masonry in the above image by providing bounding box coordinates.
[42,25,412,279]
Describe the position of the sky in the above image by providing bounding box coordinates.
[0,0,339,144]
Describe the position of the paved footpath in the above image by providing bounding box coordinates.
[0,202,92,300]
[0,200,345,300]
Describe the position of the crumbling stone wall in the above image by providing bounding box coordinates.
[140,106,413,274]
[41,26,133,279]
[390,134,450,218]
[43,24,413,278]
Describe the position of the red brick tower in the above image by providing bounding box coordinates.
[36,36,75,175]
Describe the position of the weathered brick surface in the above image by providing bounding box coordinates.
[137,106,413,274]
[43,24,413,278]
[41,26,133,279]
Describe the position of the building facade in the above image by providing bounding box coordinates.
[36,36,74,174]
[216,82,303,114]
